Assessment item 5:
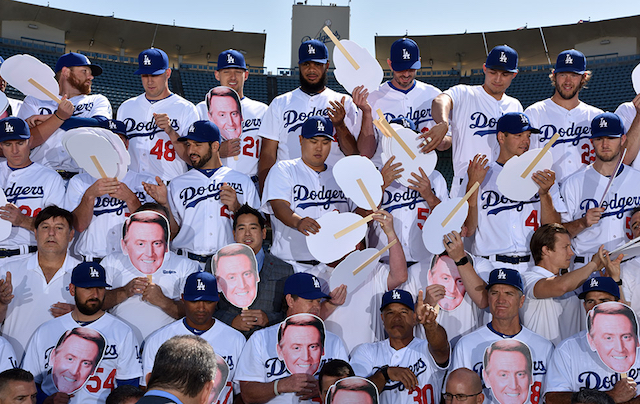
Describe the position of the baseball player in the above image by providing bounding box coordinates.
[0,337,16,372]
[0,206,79,358]
[0,56,23,117]
[424,45,523,196]
[614,94,640,169]
[561,112,640,263]
[235,272,349,404]
[163,120,259,264]
[117,48,199,181]
[261,115,354,272]
[451,268,554,404]
[350,289,450,404]
[462,112,565,271]
[196,50,268,179]
[64,119,156,261]
[357,38,444,167]
[525,50,603,182]
[141,272,245,404]
[16,52,111,176]
[22,262,142,404]
[257,39,359,191]
[0,117,65,262]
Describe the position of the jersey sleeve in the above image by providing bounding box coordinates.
[235,332,268,382]
[63,175,90,211]
[260,162,294,214]
[615,102,636,134]
[140,334,159,385]
[15,96,39,120]
[0,337,17,371]
[91,95,113,118]
[342,95,361,141]
[349,344,376,377]
[256,99,283,142]
[240,177,261,209]
[115,325,144,380]
[178,102,200,138]
[544,342,574,392]
[43,171,66,208]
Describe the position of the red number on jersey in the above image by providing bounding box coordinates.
[525,210,539,231]
[626,217,634,239]
[417,207,430,230]
[411,384,435,404]
[581,143,595,165]
[220,205,232,219]
[18,206,41,218]
[215,381,234,404]
[85,368,117,393]
[530,381,542,404]
[242,136,260,158]
[150,139,176,161]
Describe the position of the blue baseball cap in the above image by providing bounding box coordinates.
[590,112,625,139]
[0,117,30,141]
[380,289,415,311]
[217,49,247,71]
[390,116,417,132]
[485,45,518,73]
[389,38,421,71]
[298,40,329,64]
[71,262,111,288]
[578,277,620,300]
[55,52,103,76]
[486,268,523,293]
[497,112,540,134]
[178,120,221,143]
[301,116,334,140]
[284,273,330,300]
[183,272,219,302]
[555,49,586,75]
[100,119,128,138]
[135,48,169,75]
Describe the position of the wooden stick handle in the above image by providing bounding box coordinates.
[376,109,416,160]
[353,238,397,275]
[356,178,377,211]
[622,372,628,379]
[521,133,560,178]
[147,274,153,282]
[334,213,375,239]
[373,119,391,138]
[90,155,108,179]
[27,78,60,104]
[322,26,359,70]
[441,182,479,227]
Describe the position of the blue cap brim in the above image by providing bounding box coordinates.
[134,67,167,75]
[392,60,421,72]
[555,67,586,74]
[486,64,518,73]
[183,294,219,302]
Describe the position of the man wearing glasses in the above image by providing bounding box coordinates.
[443,368,484,404]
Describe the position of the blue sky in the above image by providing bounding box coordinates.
[15,0,640,71]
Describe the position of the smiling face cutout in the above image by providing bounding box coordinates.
[276,313,326,376]
[50,328,106,394]
[121,211,170,274]
[482,340,532,404]
[211,243,259,309]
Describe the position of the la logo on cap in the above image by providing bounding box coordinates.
[590,278,599,287]
[402,48,411,60]
[599,117,608,128]
[143,54,152,66]
[317,120,325,132]
[392,290,401,300]
[89,267,99,278]
[227,54,235,64]
[520,114,528,124]
[197,278,206,291]
[565,54,574,64]
[108,121,117,130]
[499,52,508,63]
[4,122,13,133]
[189,124,195,132]
[308,44,316,55]
[312,277,320,289]
[497,269,507,280]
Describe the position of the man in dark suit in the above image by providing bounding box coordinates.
[208,204,294,338]
[137,335,216,404]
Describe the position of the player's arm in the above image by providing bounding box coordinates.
[269,199,320,236]
[407,167,441,209]
[142,281,185,319]
[152,113,189,163]
[257,138,279,193]
[420,93,453,153]
[103,277,148,310]
[240,376,319,403]
[353,86,376,158]
[328,97,358,156]
[27,96,75,148]
[375,210,408,290]
[320,284,346,319]
[0,204,35,231]
[623,94,640,165]
[443,231,488,308]
[72,178,121,232]
[143,177,180,239]
[562,207,605,238]
[533,247,604,299]
[463,154,489,236]
[533,169,562,225]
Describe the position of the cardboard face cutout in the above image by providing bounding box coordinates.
[332,155,383,210]
[326,376,379,404]
[428,255,466,311]
[121,211,170,275]
[208,353,230,404]
[276,313,326,376]
[421,197,469,255]
[50,328,106,394]
[212,243,259,309]
[482,340,533,404]
[306,211,367,264]
[495,147,554,202]
[206,86,243,140]
[587,301,640,373]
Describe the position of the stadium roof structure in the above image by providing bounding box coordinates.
[0,0,266,68]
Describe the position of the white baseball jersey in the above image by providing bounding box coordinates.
[261,158,353,263]
[101,251,200,341]
[64,170,156,259]
[451,325,554,404]
[142,318,245,404]
[0,336,17,371]
[621,257,640,318]
[235,322,349,404]
[17,94,112,171]
[560,165,640,255]
[168,166,259,255]
[443,85,523,178]
[525,99,603,182]
[117,93,199,181]
[546,330,640,395]
[6,98,23,117]
[22,312,142,404]
[0,161,65,249]
[257,88,360,167]
[307,262,389,353]
[197,97,268,177]
[615,102,640,169]
[401,258,493,347]
[459,162,566,259]
[369,172,449,262]
[367,80,442,167]
[351,337,449,404]
[521,266,582,346]
[0,253,79,358]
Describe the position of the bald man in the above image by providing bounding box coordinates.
[443,368,485,404]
